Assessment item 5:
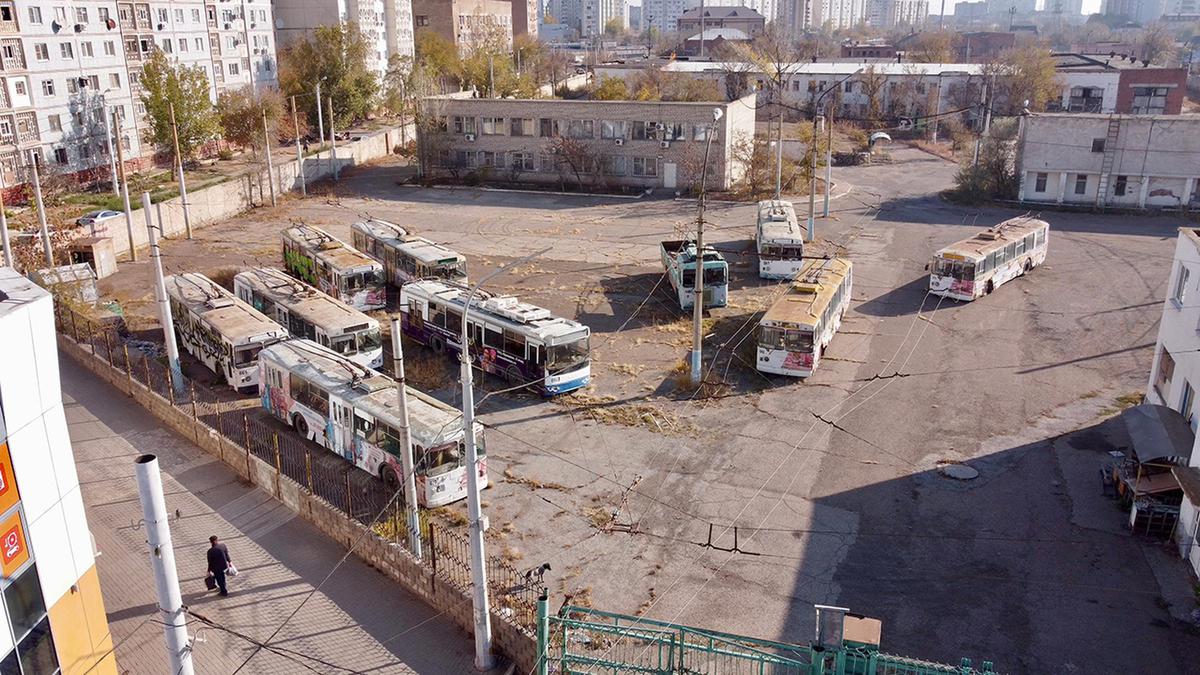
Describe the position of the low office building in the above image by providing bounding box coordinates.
[0,267,118,673]
[1050,53,1189,115]
[1016,113,1200,210]
[419,92,757,191]
[676,6,766,37]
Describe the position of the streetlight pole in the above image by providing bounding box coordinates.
[458,247,549,671]
[807,68,861,242]
[100,94,118,195]
[690,108,723,386]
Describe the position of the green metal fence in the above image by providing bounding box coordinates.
[535,600,996,675]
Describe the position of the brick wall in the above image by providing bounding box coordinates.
[1115,68,1189,114]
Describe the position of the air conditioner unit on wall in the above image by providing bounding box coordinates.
[660,140,670,149]
[465,133,475,141]
[614,138,623,146]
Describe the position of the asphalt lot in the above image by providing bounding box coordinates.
[97,148,1200,672]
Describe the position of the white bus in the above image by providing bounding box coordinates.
[929,216,1049,301]
[164,272,287,393]
[350,219,468,286]
[281,225,386,311]
[259,339,487,506]
[756,257,853,378]
[233,268,384,369]
[756,199,805,280]
[661,240,729,311]
[399,279,591,395]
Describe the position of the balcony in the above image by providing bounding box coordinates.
[14,111,37,144]
[0,2,18,34]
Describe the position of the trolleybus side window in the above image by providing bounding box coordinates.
[1005,243,1017,261]
[1015,237,1026,256]
[290,373,329,415]
[446,306,462,333]
[484,325,503,349]
[504,329,525,356]
[1036,228,1047,246]
[430,302,446,327]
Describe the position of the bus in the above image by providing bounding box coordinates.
[350,219,468,286]
[756,199,805,280]
[233,268,384,369]
[281,225,386,311]
[259,339,487,506]
[399,279,591,395]
[164,272,287,393]
[660,240,729,310]
[928,216,1049,301]
[756,257,853,378]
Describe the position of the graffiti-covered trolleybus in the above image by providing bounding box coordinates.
[399,279,591,395]
[350,219,468,286]
[259,339,487,506]
[164,272,287,393]
[233,267,384,369]
[757,257,853,378]
[281,224,386,311]
[929,216,1049,302]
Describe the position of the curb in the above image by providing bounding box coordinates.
[399,183,646,200]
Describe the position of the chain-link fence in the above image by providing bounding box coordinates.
[55,302,538,635]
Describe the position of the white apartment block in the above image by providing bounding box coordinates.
[0,0,277,184]
[642,0,695,32]
[779,0,819,32]
[275,0,415,81]
[822,0,864,27]
[883,0,927,25]
[580,0,625,36]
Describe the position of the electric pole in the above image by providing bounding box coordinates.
[328,97,339,181]
[29,152,53,268]
[316,81,325,149]
[390,318,422,559]
[262,110,276,207]
[807,108,819,242]
[0,171,11,269]
[292,95,306,196]
[114,109,136,261]
[168,102,193,239]
[145,192,183,393]
[101,98,118,195]
[691,107,723,386]
[823,105,834,217]
[134,454,194,675]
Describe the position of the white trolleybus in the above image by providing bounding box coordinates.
[259,339,487,506]
[164,272,287,393]
[281,224,386,311]
[399,279,591,395]
[233,268,384,369]
[660,239,729,310]
[350,219,468,286]
[928,216,1049,301]
[756,257,853,378]
[756,199,806,280]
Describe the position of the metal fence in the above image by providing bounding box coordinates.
[55,303,539,635]
[535,603,997,675]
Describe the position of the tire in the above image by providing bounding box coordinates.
[985,280,994,295]
[293,414,309,440]
[505,365,523,384]
[380,465,401,493]
[430,336,445,354]
[1023,259,1033,273]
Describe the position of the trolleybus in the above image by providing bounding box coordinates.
[756,257,853,377]
[661,239,729,310]
[164,272,287,393]
[399,279,591,395]
[259,339,487,506]
[350,219,468,286]
[756,199,806,280]
[233,268,384,369]
[281,224,386,311]
[928,216,1048,301]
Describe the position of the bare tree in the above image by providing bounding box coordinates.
[545,136,598,190]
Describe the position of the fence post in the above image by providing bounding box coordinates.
[305,449,313,492]
[428,521,438,594]
[103,329,113,364]
[166,368,175,405]
[188,383,200,444]
[272,433,282,496]
[143,357,152,389]
[242,414,253,484]
[345,473,353,521]
[536,593,550,675]
[123,345,134,393]
[70,308,79,341]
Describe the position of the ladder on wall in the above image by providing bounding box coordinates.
[1094,116,1121,208]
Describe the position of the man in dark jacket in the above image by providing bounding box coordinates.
[206,535,232,596]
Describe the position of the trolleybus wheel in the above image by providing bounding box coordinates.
[430,336,445,354]
[293,414,309,439]
[380,465,401,493]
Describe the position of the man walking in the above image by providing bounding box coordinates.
[206,535,232,596]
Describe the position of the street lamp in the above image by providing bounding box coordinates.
[690,106,723,386]
[95,88,119,195]
[458,246,550,671]
[807,67,862,242]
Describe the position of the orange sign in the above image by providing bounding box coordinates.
[0,442,19,516]
[0,511,28,577]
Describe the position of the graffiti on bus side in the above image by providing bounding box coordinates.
[283,248,319,285]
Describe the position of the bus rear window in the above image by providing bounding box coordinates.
[759,327,813,352]
[704,267,727,286]
[234,345,263,366]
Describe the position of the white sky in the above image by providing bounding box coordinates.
[622,0,1106,16]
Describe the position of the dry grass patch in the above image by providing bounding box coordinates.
[502,467,571,492]
[555,391,691,435]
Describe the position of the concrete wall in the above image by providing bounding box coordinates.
[56,332,539,672]
[100,125,411,260]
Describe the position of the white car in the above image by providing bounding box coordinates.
[75,209,122,227]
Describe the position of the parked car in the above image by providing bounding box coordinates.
[75,210,122,228]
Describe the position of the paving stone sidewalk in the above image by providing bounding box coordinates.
[62,361,477,674]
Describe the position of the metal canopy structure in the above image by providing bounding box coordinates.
[1122,404,1194,465]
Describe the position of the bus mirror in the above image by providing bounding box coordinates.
[924,263,930,271]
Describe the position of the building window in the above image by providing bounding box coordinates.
[693,124,711,142]
[452,115,476,135]
[1173,264,1190,306]
[98,6,109,22]
[1073,174,1087,195]
[480,117,504,135]
[191,8,200,22]
[567,119,594,139]
[157,7,167,22]
[12,80,23,96]
[1182,381,1196,427]
[40,80,53,96]
[632,156,656,177]
[1034,172,1047,193]
[60,42,73,59]
[539,118,558,137]
[80,41,93,57]
[631,121,657,141]
[54,6,65,22]
[415,14,429,26]
[1131,86,1168,115]
[1155,349,1175,400]
[75,6,87,22]
[178,38,187,52]
[604,154,627,175]
[510,118,534,136]
[1091,138,1105,153]
[33,43,48,60]
[228,62,238,75]
[48,114,60,131]
[599,120,626,139]
[66,78,78,94]
[27,6,41,23]
[162,37,172,53]
[1113,175,1128,197]
[662,123,685,141]
[104,40,115,56]
[195,37,204,51]
[110,72,120,88]
[510,151,534,171]
[86,74,98,89]
[174,8,183,22]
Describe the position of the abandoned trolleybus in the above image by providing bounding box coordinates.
[281,224,386,311]
[164,272,287,393]
[233,267,384,369]
[259,339,487,506]
[661,239,729,310]
[756,199,805,280]
[350,219,468,286]
[756,257,853,378]
[399,279,591,395]
[928,216,1049,301]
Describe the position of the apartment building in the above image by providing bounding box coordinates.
[1016,113,1200,209]
[419,92,757,191]
[823,0,864,27]
[274,0,415,80]
[411,0,512,52]
[779,0,819,33]
[883,0,927,25]
[0,267,118,674]
[511,0,538,37]
[642,0,695,33]
[580,0,625,37]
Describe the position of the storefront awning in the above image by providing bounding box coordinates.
[1122,404,1194,465]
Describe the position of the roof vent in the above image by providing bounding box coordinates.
[206,297,235,309]
[977,230,1001,240]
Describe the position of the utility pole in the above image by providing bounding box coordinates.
[807,107,819,242]
[774,82,785,199]
[29,152,53,268]
[488,52,495,98]
[930,76,943,144]
[328,97,339,181]
[134,454,194,675]
[699,0,706,59]
[292,96,306,197]
[316,81,326,149]
[145,192,183,393]
[262,110,276,207]
[0,171,11,269]
[823,105,834,217]
[168,102,193,239]
[690,108,722,386]
[390,318,422,559]
[113,110,136,261]
[101,99,118,195]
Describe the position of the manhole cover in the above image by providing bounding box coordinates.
[939,463,979,480]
